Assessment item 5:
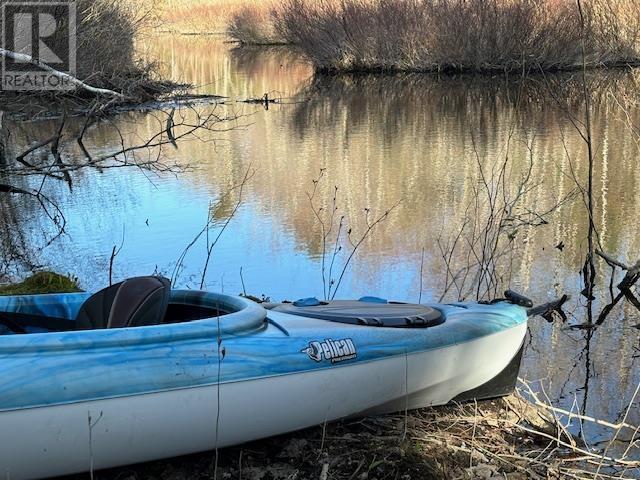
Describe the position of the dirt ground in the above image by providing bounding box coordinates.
[71,395,631,480]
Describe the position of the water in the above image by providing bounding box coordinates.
[2,35,639,454]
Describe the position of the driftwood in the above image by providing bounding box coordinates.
[0,48,126,99]
[240,93,278,104]
[239,93,282,110]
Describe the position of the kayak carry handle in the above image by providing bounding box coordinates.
[504,290,534,308]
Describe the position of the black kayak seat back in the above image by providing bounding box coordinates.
[75,276,171,330]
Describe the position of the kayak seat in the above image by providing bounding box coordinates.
[75,276,171,330]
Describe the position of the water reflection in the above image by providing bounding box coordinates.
[0,37,639,453]
[0,195,34,277]
[144,35,312,97]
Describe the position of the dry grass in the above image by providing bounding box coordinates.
[272,0,640,73]
[83,382,640,479]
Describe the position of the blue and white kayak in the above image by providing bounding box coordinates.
[0,277,529,479]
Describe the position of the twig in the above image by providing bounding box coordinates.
[577,0,597,319]
[596,250,631,271]
[519,380,638,433]
[200,166,253,289]
[108,228,125,286]
[240,267,247,296]
[418,247,425,303]
[330,202,401,300]
[594,381,640,477]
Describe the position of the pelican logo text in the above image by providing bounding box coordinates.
[301,338,357,363]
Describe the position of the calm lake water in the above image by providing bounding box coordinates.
[2,35,639,453]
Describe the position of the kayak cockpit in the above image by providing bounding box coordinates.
[0,277,266,336]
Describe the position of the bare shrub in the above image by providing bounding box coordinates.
[228,3,285,45]
[436,132,572,302]
[0,0,160,93]
[306,168,400,300]
[274,0,640,73]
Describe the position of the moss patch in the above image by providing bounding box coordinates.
[0,272,82,296]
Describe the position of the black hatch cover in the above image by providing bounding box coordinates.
[273,297,444,328]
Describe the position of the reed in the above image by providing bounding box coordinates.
[272,0,640,73]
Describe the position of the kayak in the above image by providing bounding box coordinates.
[0,276,529,479]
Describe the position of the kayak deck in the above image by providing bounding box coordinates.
[0,290,527,413]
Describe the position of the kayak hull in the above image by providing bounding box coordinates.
[0,325,525,479]
[0,291,528,479]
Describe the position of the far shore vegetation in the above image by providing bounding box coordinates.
[211,0,640,73]
[5,0,639,110]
